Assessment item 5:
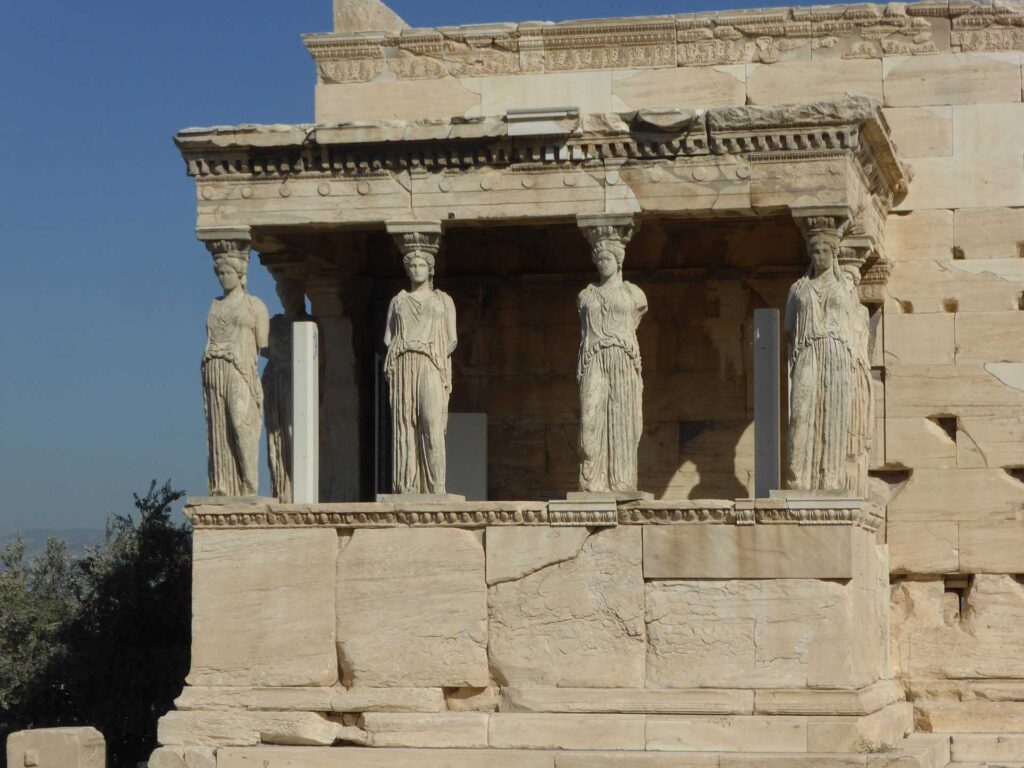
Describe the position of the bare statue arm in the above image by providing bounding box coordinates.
[444,292,458,354]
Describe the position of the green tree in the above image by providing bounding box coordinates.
[0,537,81,724]
[1,480,191,768]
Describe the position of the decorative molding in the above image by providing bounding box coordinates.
[301,2,1024,82]
[175,96,909,213]
[185,498,873,530]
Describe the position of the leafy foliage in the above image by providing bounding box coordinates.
[0,480,191,768]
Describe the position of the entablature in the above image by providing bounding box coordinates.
[175,95,908,251]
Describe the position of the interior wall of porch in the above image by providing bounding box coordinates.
[328,216,807,502]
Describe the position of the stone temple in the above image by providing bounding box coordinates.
[149,0,1024,766]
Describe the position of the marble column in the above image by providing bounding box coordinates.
[306,272,362,502]
[258,255,310,503]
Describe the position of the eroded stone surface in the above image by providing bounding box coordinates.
[488,527,644,687]
[361,713,489,748]
[336,528,488,687]
[6,728,105,768]
[157,710,342,747]
[485,527,588,585]
[647,578,871,689]
[490,713,646,751]
[188,529,338,687]
[147,746,216,768]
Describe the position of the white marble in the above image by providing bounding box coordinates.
[784,216,858,493]
[201,238,269,497]
[575,214,647,494]
[384,222,456,495]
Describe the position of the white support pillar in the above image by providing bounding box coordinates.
[754,308,781,498]
[292,321,319,504]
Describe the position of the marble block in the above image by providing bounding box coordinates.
[336,528,488,687]
[6,728,105,768]
[188,528,338,686]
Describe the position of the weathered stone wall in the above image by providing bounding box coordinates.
[166,507,897,757]
[309,2,1024,705]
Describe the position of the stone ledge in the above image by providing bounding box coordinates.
[184,497,878,531]
[212,732,951,766]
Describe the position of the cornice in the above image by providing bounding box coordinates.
[174,96,909,209]
[302,1,1024,83]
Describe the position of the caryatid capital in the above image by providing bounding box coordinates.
[198,226,252,261]
[792,206,850,246]
[576,213,638,255]
[386,220,443,259]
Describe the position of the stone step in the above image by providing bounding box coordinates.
[353,706,914,753]
[212,734,952,768]
[916,703,1024,734]
[951,733,1024,763]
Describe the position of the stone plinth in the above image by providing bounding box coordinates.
[6,728,105,768]
[154,497,912,765]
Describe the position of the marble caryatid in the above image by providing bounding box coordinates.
[839,248,875,499]
[575,215,647,494]
[384,222,456,495]
[263,275,312,503]
[201,238,270,496]
[785,216,858,493]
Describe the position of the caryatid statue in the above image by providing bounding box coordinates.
[838,245,875,499]
[784,215,858,493]
[575,214,648,494]
[383,221,456,495]
[262,272,313,503]
[201,236,270,496]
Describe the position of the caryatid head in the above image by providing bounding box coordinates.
[800,217,846,278]
[208,239,250,293]
[397,232,440,289]
[580,219,636,282]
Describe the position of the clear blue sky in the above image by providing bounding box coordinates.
[1,0,805,533]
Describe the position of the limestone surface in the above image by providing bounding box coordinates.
[188,528,338,686]
[157,710,345,747]
[488,526,645,687]
[336,528,488,687]
[6,728,105,768]
[147,746,216,768]
[646,578,872,689]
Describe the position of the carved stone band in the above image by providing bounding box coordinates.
[185,498,880,531]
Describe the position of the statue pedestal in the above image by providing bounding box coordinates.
[153,497,950,768]
[565,490,654,502]
[375,493,467,503]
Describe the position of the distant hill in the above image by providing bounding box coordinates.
[0,528,107,561]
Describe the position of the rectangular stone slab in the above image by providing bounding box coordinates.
[642,525,854,579]
[188,529,338,687]
[489,713,646,751]
[500,687,754,714]
[336,528,488,687]
[646,715,807,753]
[217,747,556,767]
